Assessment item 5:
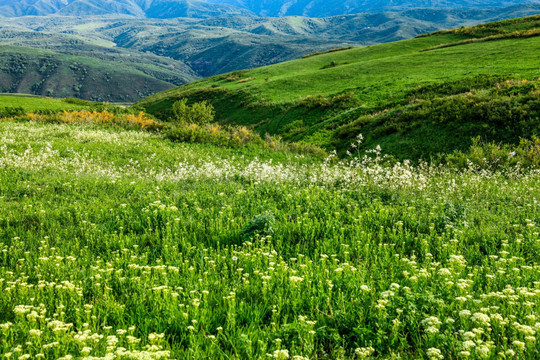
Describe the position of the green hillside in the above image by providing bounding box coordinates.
[0,44,196,102]
[0,94,92,112]
[139,15,540,160]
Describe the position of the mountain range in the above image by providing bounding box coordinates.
[1,0,539,18]
[0,0,252,18]
[205,0,540,17]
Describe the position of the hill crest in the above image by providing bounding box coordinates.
[138,15,540,159]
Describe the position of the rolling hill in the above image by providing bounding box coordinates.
[0,44,196,102]
[138,15,540,160]
[1,4,538,97]
[108,5,540,76]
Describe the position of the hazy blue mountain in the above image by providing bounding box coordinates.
[203,0,540,17]
[0,0,254,18]
[1,0,538,18]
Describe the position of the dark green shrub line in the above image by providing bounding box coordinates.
[443,136,540,170]
[421,28,540,52]
[418,14,540,38]
[0,106,25,118]
[331,79,540,160]
[302,46,355,59]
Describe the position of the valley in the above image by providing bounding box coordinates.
[0,4,539,100]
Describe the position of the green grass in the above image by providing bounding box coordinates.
[1,120,540,359]
[0,95,90,112]
[138,15,540,159]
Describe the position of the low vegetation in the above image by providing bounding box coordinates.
[172,99,216,126]
[0,95,91,113]
[444,136,540,170]
[1,117,540,359]
[333,78,540,159]
[24,110,162,131]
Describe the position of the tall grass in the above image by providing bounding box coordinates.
[1,121,539,359]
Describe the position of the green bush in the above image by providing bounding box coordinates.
[241,212,276,241]
[434,201,467,233]
[333,79,540,159]
[0,107,25,117]
[445,136,540,170]
[264,133,327,158]
[299,92,358,110]
[172,98,215,125]
[63,98,103,107]
[165,122,263,147]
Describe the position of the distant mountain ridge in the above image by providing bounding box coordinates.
[1,0,538,18]
[3,5,538,78]
[0,0,254,18]
[204,0,540,17]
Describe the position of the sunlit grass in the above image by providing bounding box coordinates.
[0,95,89,112]
[1,121,539,359]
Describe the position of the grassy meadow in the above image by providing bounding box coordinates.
[138,16,540,158]
[0,114,539,359]
[0,95,90,112]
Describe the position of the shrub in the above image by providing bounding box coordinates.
[434,202,467,233]
[22,110,162,131]
[444,136,540,170]
[0,107,25,118]
[172,99,215,125]
[164,122,263,147]
[264,133,327,158]
[241,212,276,241]
[63,98,103,107]
[320,61,337,70]
[302,46,355,58]
[300,95,332,109]
[299,92,357,110]
[334,79,540,160]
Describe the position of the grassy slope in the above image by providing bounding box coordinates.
[0,44,194,102]
[0,94,90,111]
[4,5,539,83]
[139,15,540,160]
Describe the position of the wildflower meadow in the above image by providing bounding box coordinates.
[0,121,539,359]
